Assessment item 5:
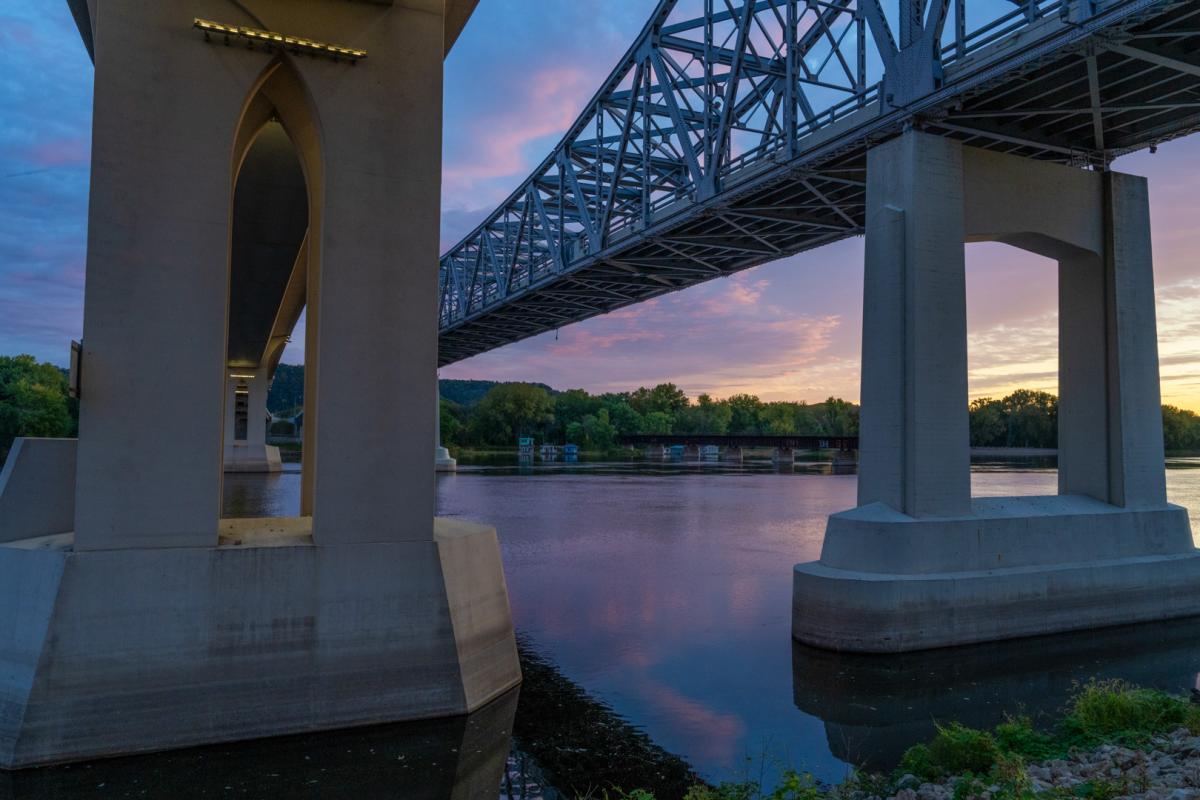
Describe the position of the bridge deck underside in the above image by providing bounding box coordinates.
[438,0,1200,366]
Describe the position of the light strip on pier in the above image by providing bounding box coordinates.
[193,18,366,63]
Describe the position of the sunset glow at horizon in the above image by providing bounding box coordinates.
[2,2,1198,410]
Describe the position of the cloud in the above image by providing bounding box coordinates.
[4,2,1200,415]
[20,136,90,168]
[441,267,862,402]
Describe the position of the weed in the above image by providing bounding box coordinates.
[928,723,1001,776]
[1060,679,1196,748]
[995,715,1060,762]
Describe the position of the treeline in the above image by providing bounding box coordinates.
[968,388,1200,451]
[3,355,1200,463]
[440,381,860,450]
[0,355,77,463]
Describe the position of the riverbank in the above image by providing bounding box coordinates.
[643,681,1200,800]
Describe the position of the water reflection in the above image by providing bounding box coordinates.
[792,617,1200,771]
[211,460,1200,792]
[1,690,520,800]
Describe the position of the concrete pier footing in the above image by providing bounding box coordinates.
[793,132,1197,652]
[0,516,519,768]
[223,442,283,473]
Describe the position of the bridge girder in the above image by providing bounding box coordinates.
[438,0,1200,366]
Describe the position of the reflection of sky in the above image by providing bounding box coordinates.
[429,466,1200,786]
[3,3,1200,410]
[216,464,1200,786]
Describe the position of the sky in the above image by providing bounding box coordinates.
[1,2,1198,409]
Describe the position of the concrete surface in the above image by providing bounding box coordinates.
[73,1,454,549]
[857,132,971,518]
[0,517,519,768]
[794,132,1195,652]
[0,439,76,545]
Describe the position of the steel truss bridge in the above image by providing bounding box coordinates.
[438,0,1200,365]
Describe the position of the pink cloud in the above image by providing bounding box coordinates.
[22,136,90,168]
[442,64,594,206]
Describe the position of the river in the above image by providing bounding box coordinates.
[12,457,1200,799]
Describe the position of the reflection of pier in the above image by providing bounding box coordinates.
[1,689,518,800]
[620,434,858,466]
[792,618,1200,772]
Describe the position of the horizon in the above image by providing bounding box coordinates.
[2,2,1199,410]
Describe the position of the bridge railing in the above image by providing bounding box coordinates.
[437,0,1096,334]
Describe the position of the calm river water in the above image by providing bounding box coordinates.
[12,458,1200,799]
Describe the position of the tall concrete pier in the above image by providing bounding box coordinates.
[792,132,1200,652]
[0,0,519,769]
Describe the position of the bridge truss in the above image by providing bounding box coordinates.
[438,0,1200,364]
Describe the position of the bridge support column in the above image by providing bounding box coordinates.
[723,446,743,463]
[435,390,457,473]
[774,447,795,465]
[0,2,518,769]
[856,131,970,517]
[222,367,281,473]
[794,132,1197,653]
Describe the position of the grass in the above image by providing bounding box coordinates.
[605,680,1200,800]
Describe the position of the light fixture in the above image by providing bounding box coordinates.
[193,18,366,63]
[229,373,257,379]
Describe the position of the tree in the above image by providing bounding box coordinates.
[726,393,763,434]
[439,397,464,446]
[0,355,74,463]
[267,363,304,415]
[603,399,643,436]
[814,397,859,435]
[583,409,617,448]
[468,383,555,445]
[759,402,800,435]
[1002,389,1057,448]
[554,389,600,439]
[641,410,674,434]
[1163,405,1200,451]
[629,383,688,416]
[969,397,1006,447]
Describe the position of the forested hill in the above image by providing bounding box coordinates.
[263,367,554,415]
[439,379,555,407]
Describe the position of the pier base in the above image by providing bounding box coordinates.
[222,442,282,473]
[435,445,458,472]
[793,496,1200,652]
[0,517,520,768]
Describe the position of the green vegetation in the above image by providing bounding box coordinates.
[0,355,76,464]
[1162,405,1200,452]
[440,382,860,451]
[266,363,303,417]
[969,390,1058,448]
[610,680,1200,800]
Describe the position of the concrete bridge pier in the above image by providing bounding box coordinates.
[684,443,701,460]
[0,0,518,769]
[794,131,1199,653]
[773,447,796,465]
[435,389,457,473]
[222,366,281,473]
[723,446,743,463]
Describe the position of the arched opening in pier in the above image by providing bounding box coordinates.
[964,242,1060,498]
[221,59,323,521]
